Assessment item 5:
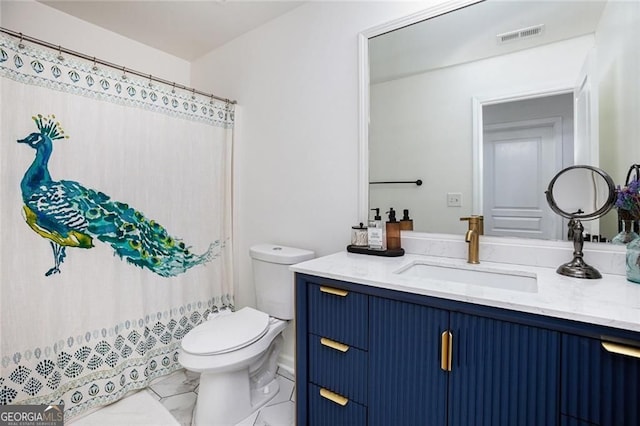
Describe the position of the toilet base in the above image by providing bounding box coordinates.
[193,369,280,426]
[190,333,285,425]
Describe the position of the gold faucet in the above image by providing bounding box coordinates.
[460,216,483,264]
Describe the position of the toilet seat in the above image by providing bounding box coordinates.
[181,307,269,355]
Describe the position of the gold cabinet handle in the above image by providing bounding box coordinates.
[320,388,349,406]
[320,286,349,297]
[320,337,350,353]
[441,330,452,371]
[601,341,640,359]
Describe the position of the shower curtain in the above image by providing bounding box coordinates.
[0,35,234,419]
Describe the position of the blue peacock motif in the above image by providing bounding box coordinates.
[18,114,215,277]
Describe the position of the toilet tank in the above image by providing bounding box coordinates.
[250,244,315,320]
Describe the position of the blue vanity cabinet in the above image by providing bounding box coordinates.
[561,333,640,425]
[296,272,637,426]
[368,296,449,426]
[296,273,561,426]
[368,298,560,426]
[300,279,370,425]
[447,312,560,426]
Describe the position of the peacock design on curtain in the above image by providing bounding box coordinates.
[17,114,215,277]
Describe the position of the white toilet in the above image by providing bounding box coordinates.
[179,243,314,426]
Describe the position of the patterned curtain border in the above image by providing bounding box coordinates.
[0,35,235,128]
[0,293,234,419]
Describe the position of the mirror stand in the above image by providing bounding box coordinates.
[545,165,616,279]
[556,218,601,279]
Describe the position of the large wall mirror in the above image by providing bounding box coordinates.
[360,0,639,241]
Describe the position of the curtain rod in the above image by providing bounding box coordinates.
[0,27,237,105]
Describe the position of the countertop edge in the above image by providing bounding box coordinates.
[291,251,640,334]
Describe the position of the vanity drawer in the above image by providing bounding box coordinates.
[309,334,368,405]
[308,383,367,426]
[308,283,368,349]
[561,333,640,425]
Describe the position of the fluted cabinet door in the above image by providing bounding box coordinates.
[369,297,449,426]
[448,312,560,426]
[561,334,640,425]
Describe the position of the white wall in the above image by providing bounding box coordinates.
[1,0,190,85]
[597,0,640,182]
[369,35,593,235]
[595,0,640,237]
[191,1,438,370]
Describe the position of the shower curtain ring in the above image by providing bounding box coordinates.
[191,88,196,100]
[57,45,64,61]
[171,83,176,94]
[148,74,153,88]
[18,33,25,50]
[91,57,98,72]
[121,66,127,80]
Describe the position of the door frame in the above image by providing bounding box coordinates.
[471,86,575,215]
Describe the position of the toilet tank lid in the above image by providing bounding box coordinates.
[250,244,314,264]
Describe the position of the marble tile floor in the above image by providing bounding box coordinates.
[72,368,295,426]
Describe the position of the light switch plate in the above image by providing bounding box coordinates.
[447,192,462,207]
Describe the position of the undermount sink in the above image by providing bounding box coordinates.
[395,260,538,293]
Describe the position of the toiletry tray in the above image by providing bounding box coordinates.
[346,245,405,257]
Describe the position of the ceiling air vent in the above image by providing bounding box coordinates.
[497,24,545,44]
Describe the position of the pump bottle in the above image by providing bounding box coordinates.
[368,208,386,250]
[400,209,414,231]
[386,208,402,250]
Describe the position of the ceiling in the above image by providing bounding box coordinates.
[38,0,304,61]
[369,0,607,83]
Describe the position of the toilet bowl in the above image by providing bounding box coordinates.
[178,244,314,425]
[179,308,287,425]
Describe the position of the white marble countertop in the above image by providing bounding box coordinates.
[291,251,640,333]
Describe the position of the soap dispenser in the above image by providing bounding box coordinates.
[386,208,401,250]
[400,209,414,231]
[368,208,386,250]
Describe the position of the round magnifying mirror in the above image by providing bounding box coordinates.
[545,165,616,279]
[546,165,616,220]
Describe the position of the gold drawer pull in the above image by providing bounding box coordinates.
[441,330,452,371]
[320,388,349,406]
[320,337,350,353]
[601,341,640,359]
[320,286,349,297]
